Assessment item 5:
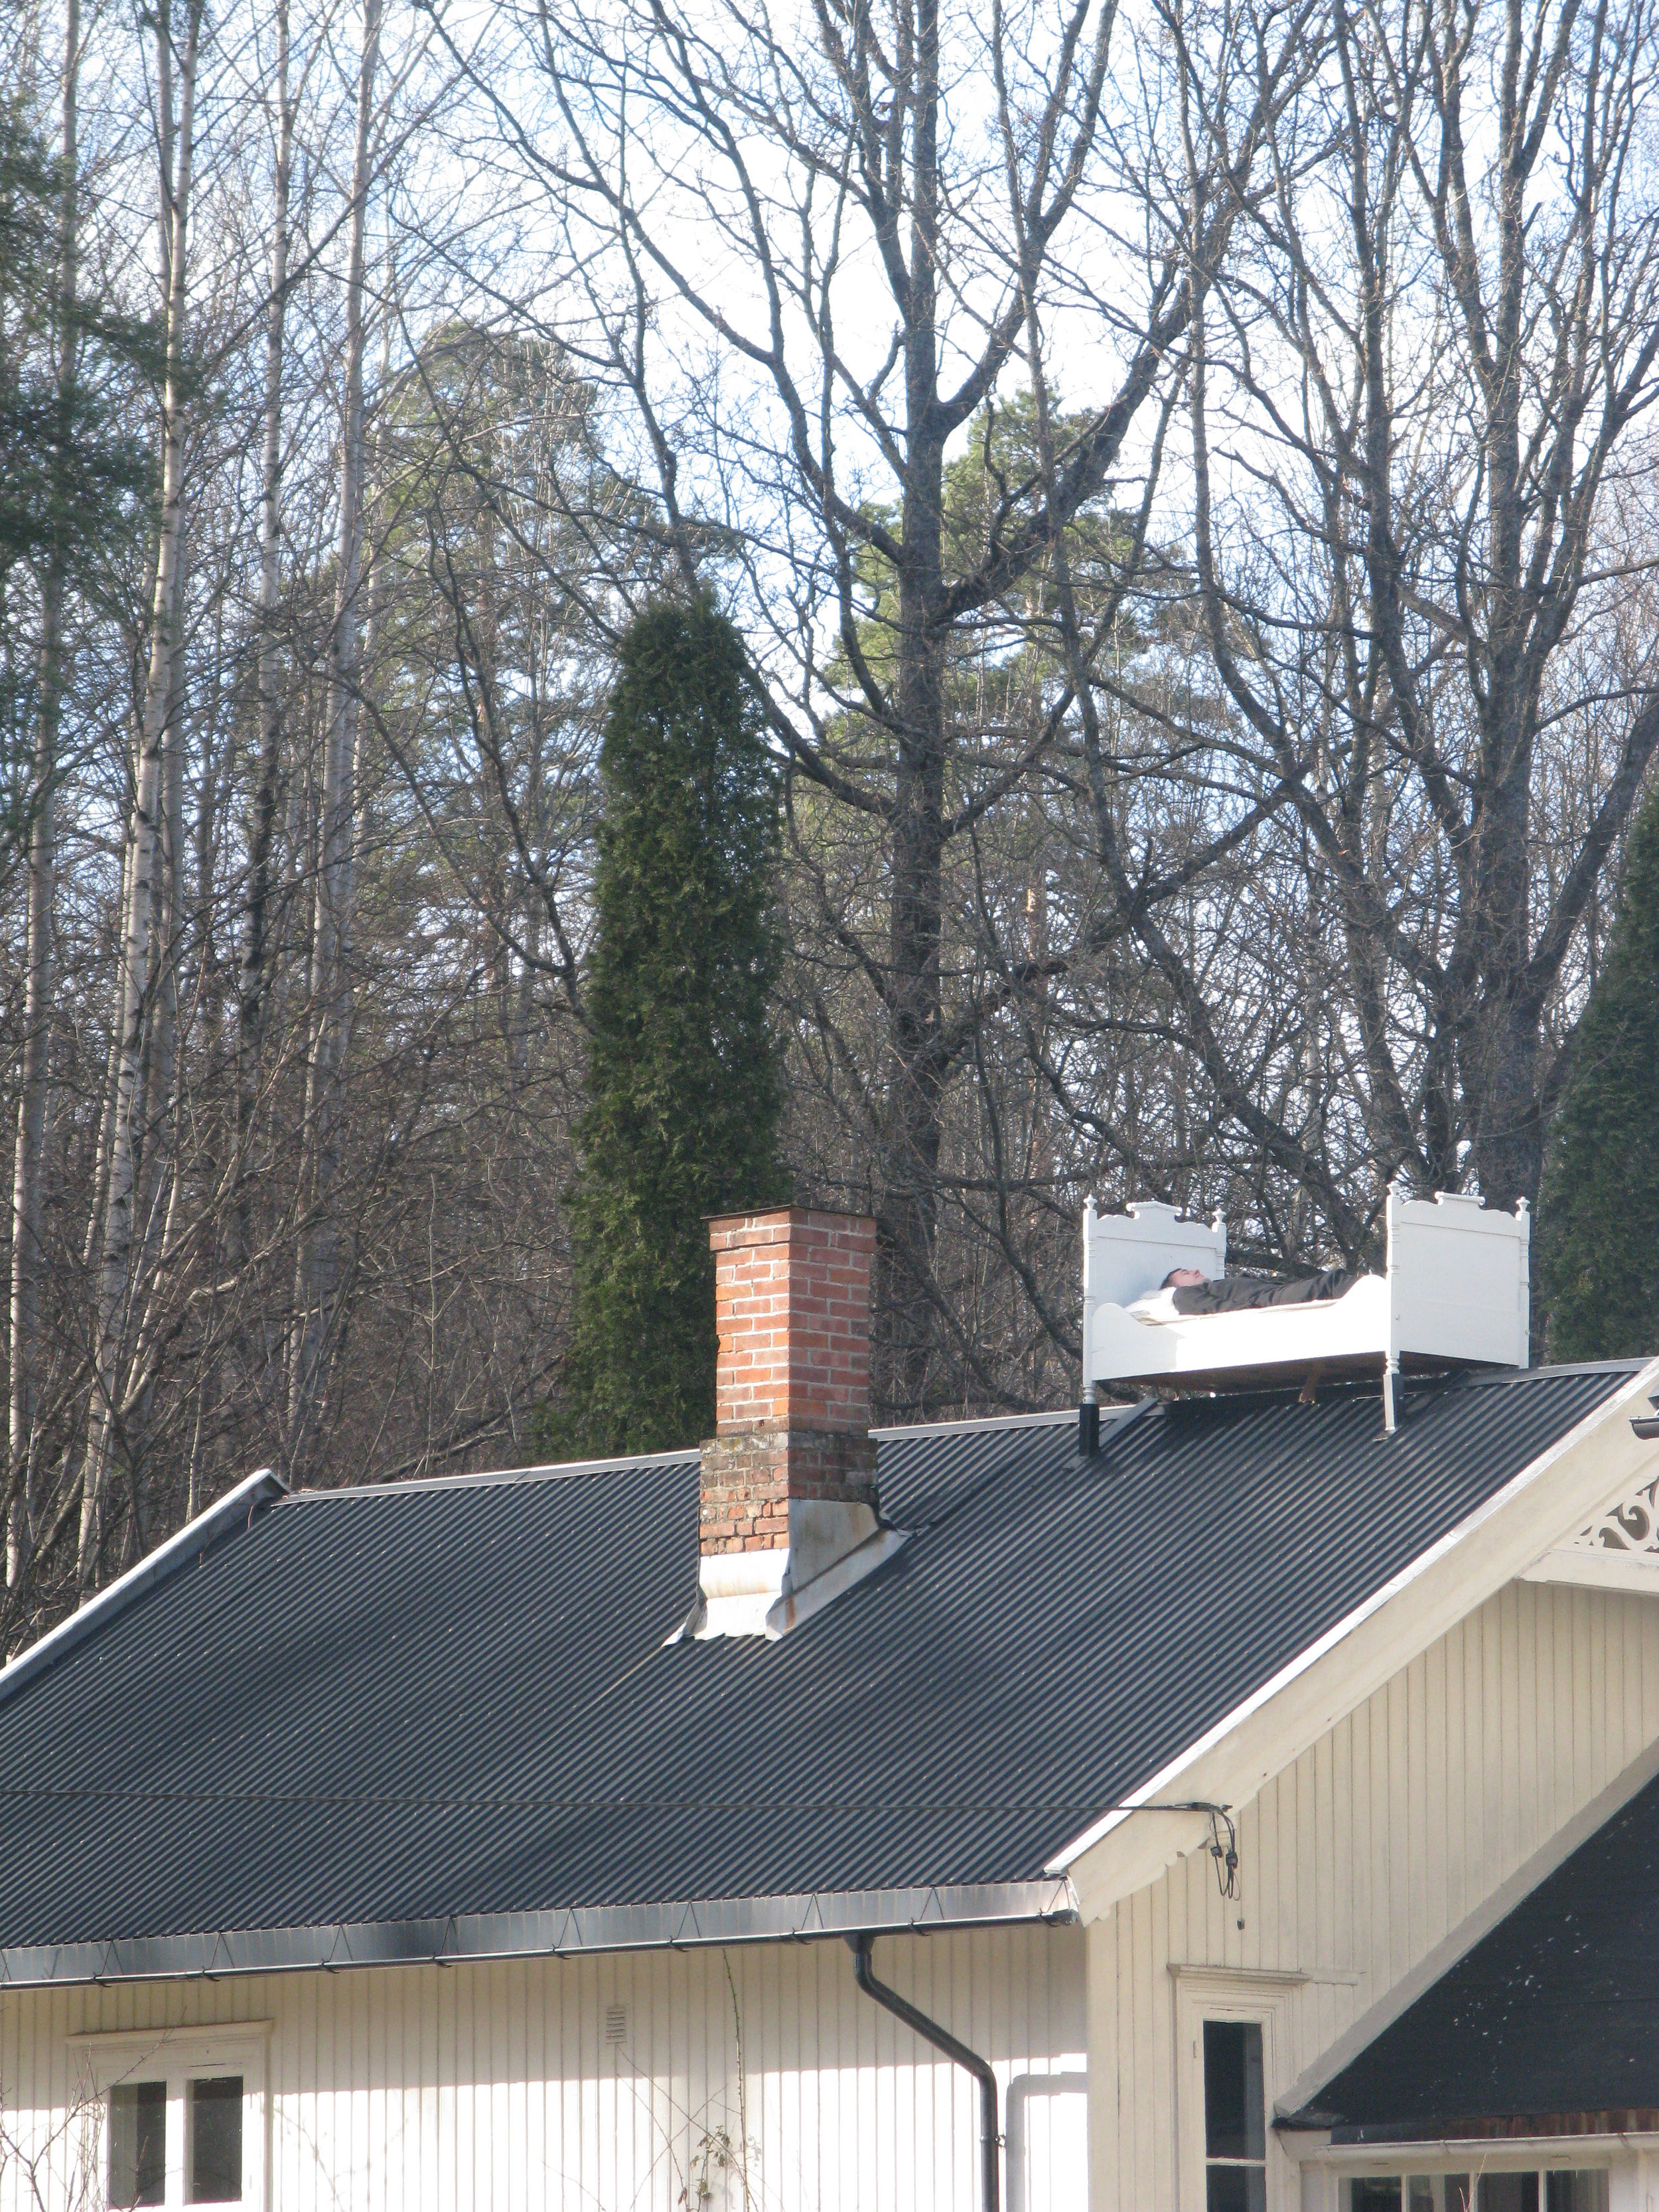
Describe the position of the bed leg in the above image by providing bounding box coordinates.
[1382,1357,1400,1435]
[1078,1396,1101,1457]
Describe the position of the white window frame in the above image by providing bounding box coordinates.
[1174,1970,1303,2212]
[67,2021,271,2211]
[1285,2138,1644,2212]
[1333,2161,1621,2212]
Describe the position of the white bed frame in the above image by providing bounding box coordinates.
[1082,1187,1530,1431]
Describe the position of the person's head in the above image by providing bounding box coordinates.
[1162,1265,1206,1288]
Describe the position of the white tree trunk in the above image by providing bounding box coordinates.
[237,0,293,1238]
[288,0,380,1453]
[7,0,79,1605]
[79,0,203,1591]
[131,552,189,1307]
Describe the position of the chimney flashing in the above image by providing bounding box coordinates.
[674,1518,905,1643]
[685,1545,790,1639]
[765,1524,908,1637]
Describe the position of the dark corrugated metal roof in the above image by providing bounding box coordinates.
[1289,1761,1659,2137]
[0,1366,1634,1957]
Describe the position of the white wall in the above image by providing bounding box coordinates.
[0,1921,1085,2211]
[1086,1578,1659,2212]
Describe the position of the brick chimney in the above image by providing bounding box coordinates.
[696,1208,880,1631]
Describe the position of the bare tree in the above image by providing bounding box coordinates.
[235,0,296,1242]
[434,0,1316,1408]
[288,0,381,1459]
[0,0,599,1637]
[7,0,78,1595]
[1148,0,1659,1242]
[80,0,205,1587]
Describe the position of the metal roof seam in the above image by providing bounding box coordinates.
[0,1779,1110,1816]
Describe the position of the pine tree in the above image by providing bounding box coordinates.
[555,600,785,1456]
[1539,786,1659,1361]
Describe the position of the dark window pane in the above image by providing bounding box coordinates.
[1479,2178,1540,2212]
[1203,2021,1265,2160]
[1208,2166,1267,2212]
[1351,2181,1404,2212]
[109,2081,166,2208]
[1446,2180,1472,2212]
[188,2075,243,2203]
[1547,2176,1609,2212]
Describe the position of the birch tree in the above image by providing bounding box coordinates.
[289,0,381,1458]
[236,0,295,1234]
[80,0,204,1587]
[7,0,78,1594]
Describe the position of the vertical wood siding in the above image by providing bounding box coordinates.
[0,1923,1085,2210]
[1087,1580,1659,2212]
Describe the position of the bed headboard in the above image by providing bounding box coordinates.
[1082,1198,1227,1315]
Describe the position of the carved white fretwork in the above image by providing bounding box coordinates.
[1522,1471,1659,1593]
[1570,1474,1659,1558]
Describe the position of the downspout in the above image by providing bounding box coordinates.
[849,1933,1001,2212]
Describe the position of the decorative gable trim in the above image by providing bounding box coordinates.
[1521,1465,1659,1593]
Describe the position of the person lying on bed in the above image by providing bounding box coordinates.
[1159,1264,1364,1313]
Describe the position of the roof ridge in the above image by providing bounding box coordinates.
[0,1466,287,1712]
[1501,1357,1646,1381]
[871,1408,1085,1439]
[291,1449,699,1501]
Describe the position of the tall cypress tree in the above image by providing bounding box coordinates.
[556,600,785,1457]
[1538,786,1659,1361]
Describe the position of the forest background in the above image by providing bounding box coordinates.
[3,0,1659,1642]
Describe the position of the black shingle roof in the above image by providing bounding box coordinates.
[0,1365,1634,1972]
[1290,1761,1659,2137]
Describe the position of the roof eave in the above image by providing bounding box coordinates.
[0,1879,1080,1989]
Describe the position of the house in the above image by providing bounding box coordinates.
[2,1201,1658,2211]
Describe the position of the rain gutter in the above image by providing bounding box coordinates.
[0,1879,1077,1988]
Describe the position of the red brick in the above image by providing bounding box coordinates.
[699,1207,879,1552]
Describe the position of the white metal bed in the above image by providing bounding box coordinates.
[1081,1187,1531,1431]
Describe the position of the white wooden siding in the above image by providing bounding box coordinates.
[1086,1578,1659,2212]
[0,1923,1085,2211]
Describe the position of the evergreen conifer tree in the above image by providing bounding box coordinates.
[1539,786,1659,1360]
[556,600,784,1456]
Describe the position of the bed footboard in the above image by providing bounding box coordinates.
[1385,1187,1530,1374]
